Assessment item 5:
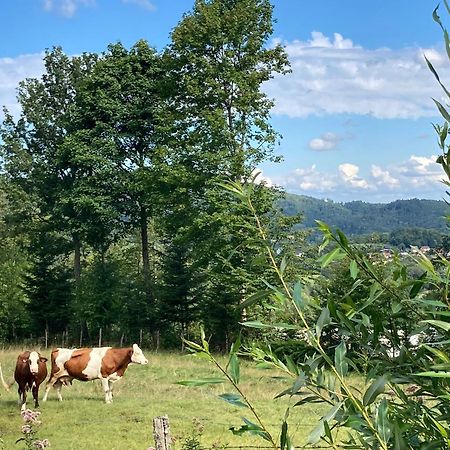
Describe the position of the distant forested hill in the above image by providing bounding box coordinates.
[278,194,449,235]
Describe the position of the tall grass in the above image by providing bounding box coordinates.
[0,348,323,450]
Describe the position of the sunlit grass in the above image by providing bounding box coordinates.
[0,347,326,449]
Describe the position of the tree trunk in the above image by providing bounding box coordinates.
[140,205,153,306]
[73,236,81,283]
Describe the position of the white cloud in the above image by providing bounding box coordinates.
[339,163,370,189]
[397,154,443,186]
[371,165,400,188]
[271,154,447,202]
[265,31,449,119]
[42,0,95,17]
[308,132,341,151]
[277,164,338,194]
[339,163,359,179]
[122,0,156,11]
[0,54,45,117]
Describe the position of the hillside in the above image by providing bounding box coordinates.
[278,194,449,235]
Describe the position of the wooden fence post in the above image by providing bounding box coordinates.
[153,415,172,450]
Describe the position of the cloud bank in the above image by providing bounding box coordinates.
[265,153,446,202]
[266,31,450,119]
[1,32,448,201]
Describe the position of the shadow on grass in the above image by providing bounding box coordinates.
[1,399,20,408]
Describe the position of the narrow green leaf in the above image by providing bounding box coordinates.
[318,247,343,268]
[336,229,349,247]
[219,393,247,408]
[416,371,450,378]
[284,355,299,376]
[238,291,268,309]
[376,398,391,443]
[421,319,450,332]
[424,55,450,99]
[393,421,408,450]
[423,344,450,363]
[240,320,298,330]
[430,363,450,371]
[323,420,333,442]
[349,259,358,279]
[307,402,342,444]
[293,281,305,311]
[280,421,288,450]
[315,220,331,234]
[280,256,287,275]
[336,310,356,333]
[182,339,205,353]
[363,375,387,406]
[318,237,330,254]
[316,307,331,337]
[409,272,427,299]
[229,335,241,356]
[293,395,322,406]
[445,0,450,15]
[177,378,226,386]
[228,353,240,384]
[232,418,272,442]
[410,299,447,308]
[433,98,450,123]
[240,320,270,329]
[335,341,348,377]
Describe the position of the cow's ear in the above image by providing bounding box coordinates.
[40,357,48,363]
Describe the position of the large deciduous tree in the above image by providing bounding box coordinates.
[166,0,289,177]
[78,41,165,328]
[163,0,290,348]
[1,47,128,337]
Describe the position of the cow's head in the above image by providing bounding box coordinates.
[28,351,47,374]
[130,344,148,365]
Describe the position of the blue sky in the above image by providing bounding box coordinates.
[1,0,449,202]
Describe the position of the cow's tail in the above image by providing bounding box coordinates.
[0,363,13,392]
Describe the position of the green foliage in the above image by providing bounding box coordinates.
[279,194,448,239]
[183,163,450,449]
[0,0,295,347]
[389,227,446,248]
[160,0,291,350]
[0,191,30,340]
[166,0,290,175]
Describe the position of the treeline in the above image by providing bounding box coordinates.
[0,0,296,349]
[279,194,449,246]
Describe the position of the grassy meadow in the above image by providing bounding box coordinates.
[0,347,326,450]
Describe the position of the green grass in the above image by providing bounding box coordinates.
[0,347,325,450]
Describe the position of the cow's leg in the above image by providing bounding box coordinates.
[101,378,112,403]
[108,380,114,403]
[32,383,40,408]
[43,376,63,402]
[42,379,53,402]
[54,380,63,401]
[18,385,26,409]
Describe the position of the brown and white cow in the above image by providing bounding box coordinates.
[0,351,48,409]
[42,344,148,403]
